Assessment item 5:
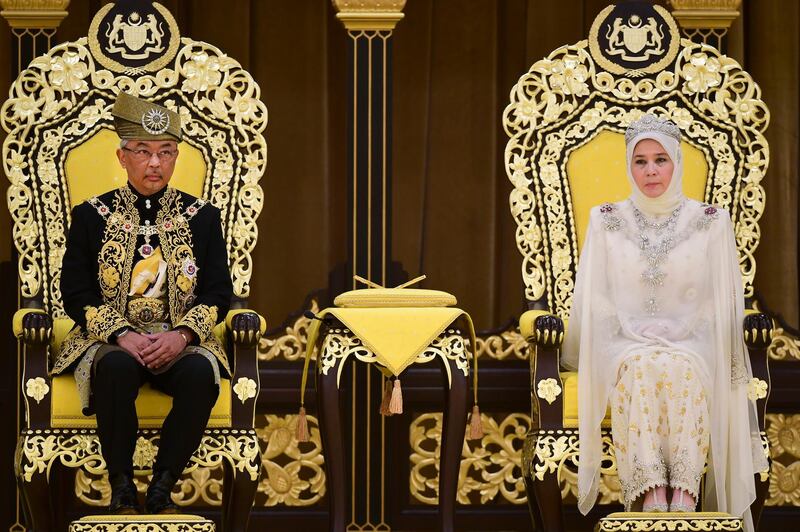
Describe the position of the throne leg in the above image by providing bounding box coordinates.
[524,476,545,532]
[18,471,55,532]
[16,471,34,531]
[531,462,565,532]
[221,457,260,532]
[317,366,347,532]
[751,470,769,529]
[438,358,468,532]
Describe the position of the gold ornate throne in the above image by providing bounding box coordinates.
[503,3,772,530]
[2,2,267,530]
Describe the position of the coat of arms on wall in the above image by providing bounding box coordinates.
[589,2,680,77]
[88,0,180,75]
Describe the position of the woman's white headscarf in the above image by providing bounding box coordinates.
[625,114,685,217]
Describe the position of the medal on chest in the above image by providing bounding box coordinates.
[138,220,157,259]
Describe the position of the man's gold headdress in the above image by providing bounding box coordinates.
[112,92,182,142]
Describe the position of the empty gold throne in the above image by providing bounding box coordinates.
[502,3,772,531]
[2,3,267,530]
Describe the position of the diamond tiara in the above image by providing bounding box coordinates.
[625,114,681,144]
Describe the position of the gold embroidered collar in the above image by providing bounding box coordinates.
[88,188,206,234]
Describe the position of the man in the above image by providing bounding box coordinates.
[56,93,233,514]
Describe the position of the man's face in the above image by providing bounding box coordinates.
[116,139,179,196]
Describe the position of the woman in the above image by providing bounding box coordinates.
[563,114,767,528]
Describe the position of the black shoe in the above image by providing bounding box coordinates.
[145,469,180,514]
[109,472,139,514]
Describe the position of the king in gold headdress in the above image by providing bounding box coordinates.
[111,92,182,142]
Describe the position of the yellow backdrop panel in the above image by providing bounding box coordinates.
[568,130,708,252]
[65,128,207,207]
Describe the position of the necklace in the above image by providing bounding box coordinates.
[631,200,685,315]
[89,193,207,260]
[600,200,722,316]
[632,205,680,234]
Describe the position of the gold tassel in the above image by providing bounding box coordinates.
[468,404,483,440]
[389,379,403,414]
[379,380,393,416]
[296,407,309,442]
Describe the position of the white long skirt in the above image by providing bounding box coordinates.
[610,351,710,510]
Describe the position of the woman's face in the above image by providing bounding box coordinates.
[631,139,674,198]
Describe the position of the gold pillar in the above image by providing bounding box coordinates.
[1,4,68,532]
[1,0,70,71]
[331,1,404,529]
[667,0,742,50]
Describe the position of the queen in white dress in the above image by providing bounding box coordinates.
[563,114,767,529]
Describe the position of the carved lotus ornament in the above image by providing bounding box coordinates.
[536,378,562,405]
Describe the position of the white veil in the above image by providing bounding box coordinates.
[563,123,767,529]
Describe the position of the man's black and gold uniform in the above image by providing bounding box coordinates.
[54,92,237,516]
[58,184,232,379]
[58,182,233,511]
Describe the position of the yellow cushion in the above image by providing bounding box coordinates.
[213,321,226,346]
[561,371,611,428]
[73,514,210,523]
[334,288,457,308]
[52,317,76,354]
[51,374,231,428]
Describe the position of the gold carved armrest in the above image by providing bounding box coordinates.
[743,311,773,430]
[225,309,266,428]
[13,308,53,429]
[520,310,567,429]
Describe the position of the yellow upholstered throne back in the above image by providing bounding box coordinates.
[503,5,768,318]
[505,4,769,437]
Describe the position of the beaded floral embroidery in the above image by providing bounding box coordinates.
[600,201,721,315]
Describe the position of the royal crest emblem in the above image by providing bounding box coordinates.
[88,0,180,75]
[106,11,165,59]
[589,2,679,77]
[606,14,665,62]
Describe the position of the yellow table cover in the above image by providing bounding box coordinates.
[299,305,477,408]
[316,307,468,375]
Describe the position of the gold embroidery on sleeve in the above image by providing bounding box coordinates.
[176,304,218,343]
[85,304,131,343]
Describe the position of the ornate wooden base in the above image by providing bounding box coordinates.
[595,512,743,531]
[69,514,215,531]
[522,429,769,532]
[316,329,469,532]
[15,428,260,532]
